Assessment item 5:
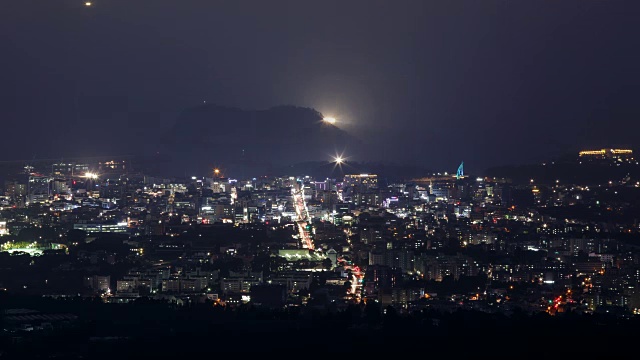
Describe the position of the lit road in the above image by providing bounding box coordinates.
[291,182,314,250]
[338,256,363,301]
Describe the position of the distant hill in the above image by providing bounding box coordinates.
[484,161,640,186]
[159,104,364,177]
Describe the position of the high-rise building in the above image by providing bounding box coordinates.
[84,275,111,293]
[51,162,90,177]
[344,174,378,190]
[5,180,27,200]
[429,179,455,200]
[28,175,51,203]
[51,178,69,195]
[51,163,73,177]
[0,221,8,236]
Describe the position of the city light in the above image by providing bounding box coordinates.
[4,0,640,344]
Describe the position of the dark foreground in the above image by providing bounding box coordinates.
[0,294,636,358]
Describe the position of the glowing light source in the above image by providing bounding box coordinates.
[85,1,92,6]
[334,156,343,165]
[323,117,336,124]
[84,172,99,180]
[579,148,633,156]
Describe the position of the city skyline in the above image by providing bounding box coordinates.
[0,134,639,355]
[2,0,640,356]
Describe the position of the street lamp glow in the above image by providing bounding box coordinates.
[323,117,336,124]
[334,156,344,165]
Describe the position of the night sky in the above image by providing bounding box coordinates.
[1,1,639,173]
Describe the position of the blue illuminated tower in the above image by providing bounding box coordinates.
[456,162,464,179]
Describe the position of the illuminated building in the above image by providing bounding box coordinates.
[578,148,633,160]
[369,250,384,265]
[363,265,401,294]
[493,184,512,205]
[313,180,329,191]
[267,272,312,293]
[532,186,542,204]
[429,179,455,200]
[221,271,263,294]
[73,221,129,233]
[333,202,351,215]
[353,192,381,207]
[160,277,207,293]
[51,163,73,176]
[52,163,90,177]
[51,178,69,195]
[326,248,338,268]
[28,175,51,203]
[344,174,378,189]
[5,180,26,200]
[0,221,8,236]
[84,275,111,292]
[456,161,464,179]
[454,205,471,218]
[99,159,127,173]
[209,181,225,193]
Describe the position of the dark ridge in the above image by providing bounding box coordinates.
[159,104,365,177]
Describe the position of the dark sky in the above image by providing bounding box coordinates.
[1,0,639,173]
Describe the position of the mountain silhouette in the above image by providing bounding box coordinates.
[159,104,364,177]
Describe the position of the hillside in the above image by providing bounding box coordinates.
[159,105,364,176]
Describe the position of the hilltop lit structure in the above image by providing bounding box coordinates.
[579,148,633,160]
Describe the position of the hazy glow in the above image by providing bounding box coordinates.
[85,2,92,6]
[214,168,220,174]
[331,152,348,173]
[323,117,336,124]
[84,172,99,180]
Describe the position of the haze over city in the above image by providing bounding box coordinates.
[2,1,639,173]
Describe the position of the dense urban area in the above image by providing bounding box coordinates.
[2,148,640,356]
